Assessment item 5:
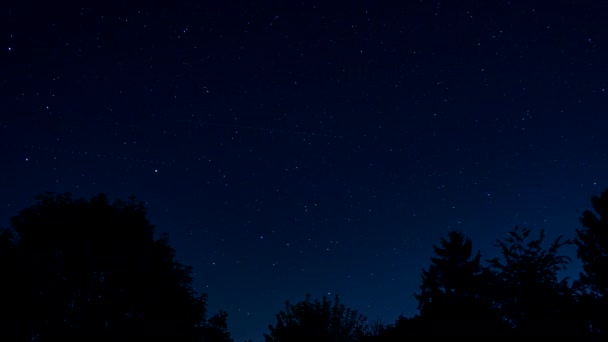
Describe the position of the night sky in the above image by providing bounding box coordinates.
[1,1,607,341]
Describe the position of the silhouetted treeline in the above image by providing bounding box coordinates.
[1,190,607,341]
[0,193,233,342]
[364,191,607,340]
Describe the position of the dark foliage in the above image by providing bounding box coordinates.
[4,189,608,340]
[575,189,608,336]
[488,227,585,336]
[414,231,509,336]
[577,189,608,295]
[266,190,608,340]
[202,310,234,342]
[0,192,230,342]
[265,294,369,342]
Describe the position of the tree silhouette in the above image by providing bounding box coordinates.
[365,315,425,341]
[415,231,507,336]
[202,310,234,342]
[264,294,369,342]
[0,192,222,341]
[575,189,608,337]
[488,226,582,336]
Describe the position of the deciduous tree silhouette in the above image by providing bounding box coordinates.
[365,315,423,341]
[575,189,608,337]
[415,231,507,336]
[202,310,234,342]
[0,192,228,342]
[264,294,369,342]
[488,226,582,336]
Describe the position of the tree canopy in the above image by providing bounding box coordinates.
[265,294,369,342]
[2,189,608,340]
[575,189,608,336]
[0,192,227,342]
[488,227,583,336]
[414,231,507,336]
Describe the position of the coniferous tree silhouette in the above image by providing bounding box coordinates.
[264,294,369,342]
[488,226,582,336]
[0,192,230,342]
[575,189,608,337]
[415,231,507,336]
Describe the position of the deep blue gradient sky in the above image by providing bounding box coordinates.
[1,1,607,341]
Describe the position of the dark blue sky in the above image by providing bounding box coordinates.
[1,1,607,341]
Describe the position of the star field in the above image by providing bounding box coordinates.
[1,1,607,341]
